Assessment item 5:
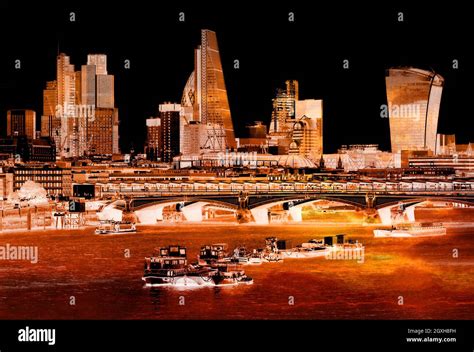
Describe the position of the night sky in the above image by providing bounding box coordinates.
[0,2,472,153]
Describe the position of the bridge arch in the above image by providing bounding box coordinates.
[375,197,474,225]
[132,197,238,224]
[249,196,363,224]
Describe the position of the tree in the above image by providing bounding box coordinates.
[8,180,48,206]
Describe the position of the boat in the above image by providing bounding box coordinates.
[278,234,363,259]
[373,222,446,238]
[95,220,136,235]
[198,243,229,266]
[142,245,216,287]
[210,263,254,286]
[197,244,254,286]
[143,244,253,287]
[261,237,283,262]
[228,246,263,265]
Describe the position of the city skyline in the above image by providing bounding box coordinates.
[0,3,471,154]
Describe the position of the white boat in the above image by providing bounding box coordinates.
[373,223,446,238]
[280,239,335,258]
[95,220,137,235]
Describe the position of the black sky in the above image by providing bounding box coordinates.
[0,1,472,153]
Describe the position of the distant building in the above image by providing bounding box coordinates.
[408,155,474,176]
[13,164,72,197]
[436,134,456,155]
[323,145,401,171]
[290,99,323,160]
[268,81,323,160]
[87,108,119,156]
[0,137,55,162]
[0,172,14,199]
[145,117,161,161]
[385,67,444,153]
[41,53,119,159]
[181,29,236,151]
[6,109,36,140]
[159,103,181,162]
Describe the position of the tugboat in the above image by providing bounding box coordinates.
[142,245,216,287]
[374,222,446,238]
[95,220,136,235]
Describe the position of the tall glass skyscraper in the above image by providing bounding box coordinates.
[181,29,236,151]
[385,67,444,153]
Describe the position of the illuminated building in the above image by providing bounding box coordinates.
[269,80,298,134]
[408,155,474,176]
[12,164,72,197]
[267,81,323,160]
[55,53,77,158]
[87,108,119,156]
[385,67,444,153]
[41,53,119,158]
[159,103,181,162]
[323,145,401,171]
[181,29,236,151]
[145,117,161,161]
[290,99,323,160]
[6,109,36,140]
[40,81,60,142]
[435,134,456,155]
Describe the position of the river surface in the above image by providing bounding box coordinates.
[0,221,473,319]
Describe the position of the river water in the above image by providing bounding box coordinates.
[0,220,473,319]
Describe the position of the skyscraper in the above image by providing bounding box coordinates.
[42,53,119,158]
[6,109,36,139]
[56,53,76,157]
[268,80,323,159]
[159,103,181,162]
[292,99,323,160]
[385,67,444,153]
[81,54,118,155]
[41,81,60,140]
[269,80,298,133]
[181,29,236,151]
[145,117,161,161]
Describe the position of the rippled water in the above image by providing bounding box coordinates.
[0,220,473,319]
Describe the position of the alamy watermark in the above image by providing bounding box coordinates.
[55,103,95,121]
[0,243,38,264]
[325,246,365,264]
[380,103,421,119]
[216,151,257,167]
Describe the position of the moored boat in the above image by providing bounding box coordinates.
[95,220,136,235]
[142,245,216,287]
[374,222,446,238]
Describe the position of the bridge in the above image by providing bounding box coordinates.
[97,187,474,225]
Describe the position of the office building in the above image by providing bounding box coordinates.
[385,67,444,153]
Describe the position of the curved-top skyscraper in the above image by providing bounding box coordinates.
[181,29,236,151]
[385,67,444,153]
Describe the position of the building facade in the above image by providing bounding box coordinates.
[6,109,36,140]
[385,67,444,153]
[13,164,72,197]
[181,29,236,151]
[159,103,181,162]
[41,53,119,159]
